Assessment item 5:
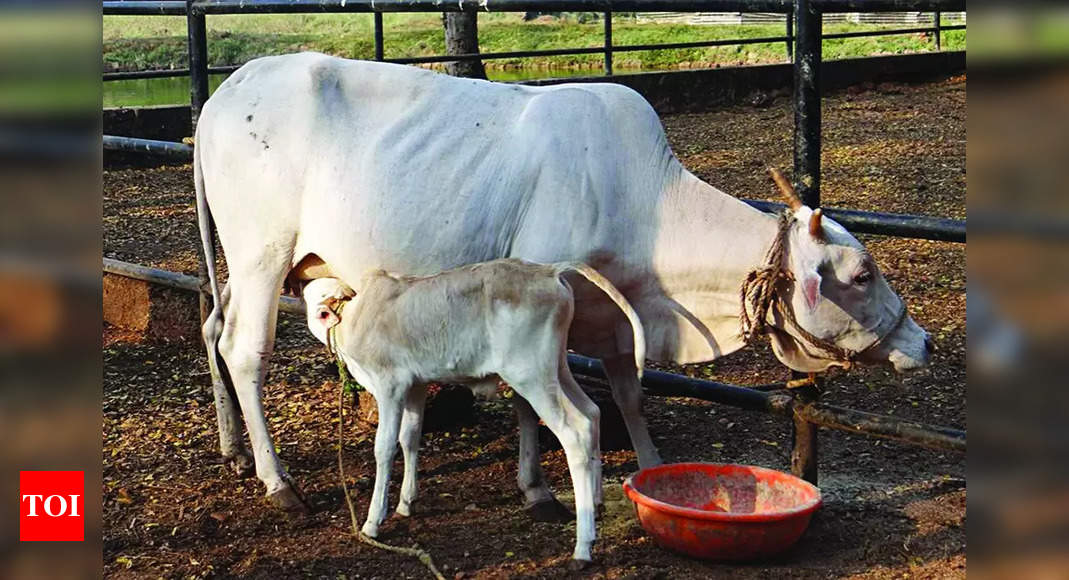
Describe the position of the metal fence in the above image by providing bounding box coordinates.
[101,0,967,485]
[103,3,964,81]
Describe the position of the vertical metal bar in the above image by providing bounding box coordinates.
[374,12,384,61]
[785,12,794,61]
[933,11,941,51]
[603,11,613,76]
[793,0,822,208]
[187,0,213,324]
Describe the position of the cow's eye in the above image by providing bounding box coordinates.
[853,271,873,286]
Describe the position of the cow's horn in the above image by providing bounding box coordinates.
[809,207,824,239]
[769,167,803,211]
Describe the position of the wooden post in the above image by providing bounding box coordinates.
[790,380,820,484]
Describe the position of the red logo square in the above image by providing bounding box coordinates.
[19,471,84,541]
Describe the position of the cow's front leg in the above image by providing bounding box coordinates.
[513,396,573,523]
[363,387,404,537]
[219,278,307,512]
[603,353,662,469]
[396,385,427,517]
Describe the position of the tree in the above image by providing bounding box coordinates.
[443,12,487,80]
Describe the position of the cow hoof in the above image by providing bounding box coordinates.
[225,453,254,478]
[267,485,310,514]
[567,559,594,572]
[526,498,574,523]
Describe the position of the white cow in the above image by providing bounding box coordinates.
[301,259,645,562]
[195,53,931,517]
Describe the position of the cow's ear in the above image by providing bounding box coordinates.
[800,271,821,311]
[316,306,341,330]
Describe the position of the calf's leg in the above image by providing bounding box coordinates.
[397,385,427,517]
[363,387,404,537]
[509,376,600,563]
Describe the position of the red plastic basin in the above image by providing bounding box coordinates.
[623,462,821,561]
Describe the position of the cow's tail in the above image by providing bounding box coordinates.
[194,133,222,312]
[554,262,646,380]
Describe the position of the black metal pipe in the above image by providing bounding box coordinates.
[188,0,965,15]
[103,65,242,82]
[604,11,613,76]
[793,0,821,208]
[387,34,795,65]
[192,0,793,14]
[103,135,194,159]
[743,200,965,243]
[187,3,210,129]
[374,12,385,61]
[103,1,187,15]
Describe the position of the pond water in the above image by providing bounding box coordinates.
[103,66,648,108]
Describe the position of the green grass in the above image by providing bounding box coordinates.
[104,13,965,73]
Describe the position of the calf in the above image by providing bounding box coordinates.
[302,258,645,563]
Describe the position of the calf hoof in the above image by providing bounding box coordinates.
[526,498,574,523]
[225,453,254,478]
[267,484,310,514]
[360,522,379,538]
[567,559,594,572]
[396,503,412,517]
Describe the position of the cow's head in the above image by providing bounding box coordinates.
[302,277,355,346]
[765,169,932,373]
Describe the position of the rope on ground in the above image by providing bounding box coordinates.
[336,385,446,580]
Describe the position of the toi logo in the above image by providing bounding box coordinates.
[20,471,84,541]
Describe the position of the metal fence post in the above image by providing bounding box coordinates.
[785,12,794,61]
[793,0,822,208]
[187,0,213,324]
[374,12,384,61]
[933,11,941,50]
[604,11,613,76]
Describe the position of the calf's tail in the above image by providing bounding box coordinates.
[194,132,223,313]
[554,262,646,380]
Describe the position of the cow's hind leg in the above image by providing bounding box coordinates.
[218,272,308,512]
[513,396,573,523]
[203,282,253,477]
[396,385,427,517]
[603,353,662,469]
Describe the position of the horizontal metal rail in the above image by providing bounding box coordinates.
[101,135,965,242]
[104,25,963,78]
[103,135,193,159]
[103,0,188,14]
[102,257,965,453]
[103,258,304,314]
[103,0,966,15]
[743,200,965,243]
[567,354,966,452]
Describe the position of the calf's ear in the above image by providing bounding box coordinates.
[316,306,341,331]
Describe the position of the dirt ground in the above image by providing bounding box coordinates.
[103,76,966,579]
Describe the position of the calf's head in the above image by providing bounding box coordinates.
[766,170,932,373]
[302,278,355,346]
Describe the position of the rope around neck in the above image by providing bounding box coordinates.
[740,211,909,368]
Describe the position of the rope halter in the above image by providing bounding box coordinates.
[740,210,909,369]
